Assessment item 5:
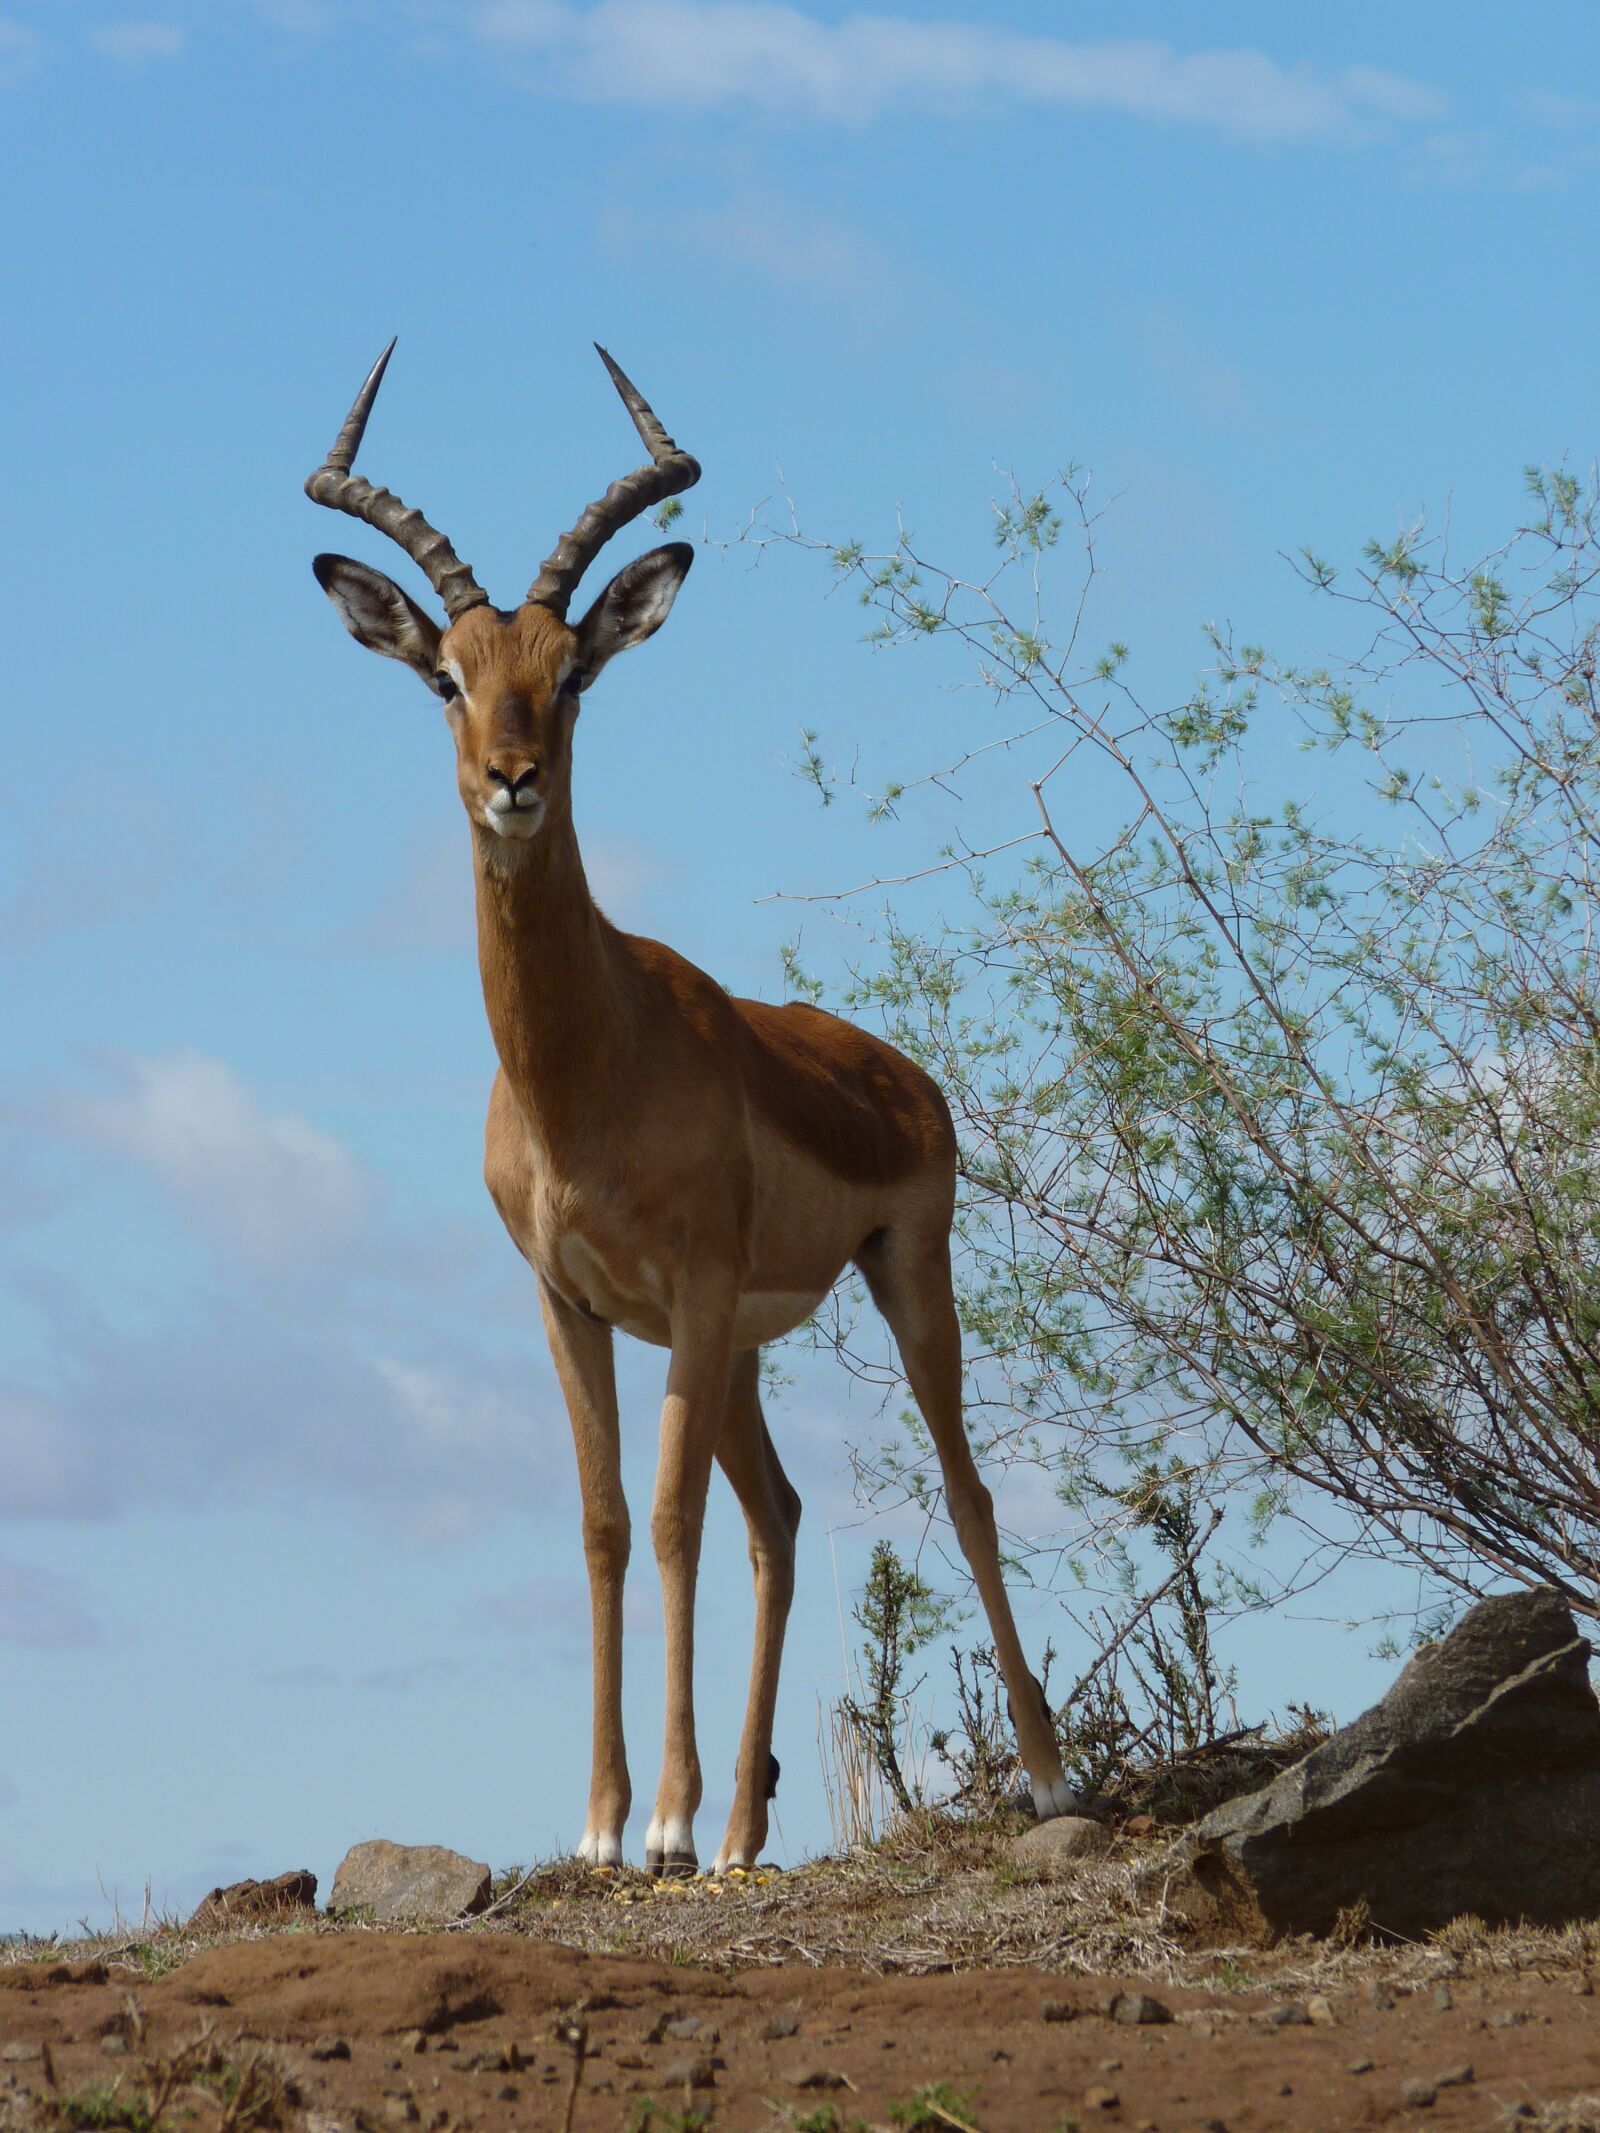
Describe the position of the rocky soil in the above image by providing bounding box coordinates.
[5,1853,1600,2133]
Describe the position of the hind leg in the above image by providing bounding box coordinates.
[711,1348,801,1871]
[859,1230,1075,1820]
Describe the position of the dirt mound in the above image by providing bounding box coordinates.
[3,1924,1600,2131]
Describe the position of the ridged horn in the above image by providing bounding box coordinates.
[304,340,488,623]
[526,346,700,617]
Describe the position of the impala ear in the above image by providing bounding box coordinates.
[574,542,693,682]
[313,553,445,692]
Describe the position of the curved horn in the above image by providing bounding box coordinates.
[305,339,489,624]
[526,346,701,617]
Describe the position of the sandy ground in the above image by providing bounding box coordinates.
[4,1918,1600,2133]
[8,1820,1600,2133]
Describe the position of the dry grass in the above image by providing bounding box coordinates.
[0,2019,300,2133]
[8,1811,1600,2008]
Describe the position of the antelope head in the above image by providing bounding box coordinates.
[306,342,699,847]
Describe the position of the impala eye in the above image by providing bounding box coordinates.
[435,672,459,702]
[565,668,587,697]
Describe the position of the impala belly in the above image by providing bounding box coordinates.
[554,1231,828,1349]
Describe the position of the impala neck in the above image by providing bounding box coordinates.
[471,808,625,1140]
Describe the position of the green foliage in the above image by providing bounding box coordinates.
[842,1540,954,1812]
[43,2091,157,2133]
[626,2101,710,2133]
[888,2082,981,2131]
[772,459,1600,1622]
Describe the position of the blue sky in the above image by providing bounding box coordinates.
[1,1,1595,1934]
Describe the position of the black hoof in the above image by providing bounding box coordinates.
[645,1849,698,1879]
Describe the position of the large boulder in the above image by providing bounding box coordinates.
[1173,1587,1600,1940]
[328,1841,492,1925]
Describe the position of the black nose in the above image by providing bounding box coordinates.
[486,763,542,804]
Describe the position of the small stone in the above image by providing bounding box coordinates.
[399,2031,427,2055]
[1306,1994,1335,2025]
[1011,1815,1111,1875]
[1431,1982,1453,2011]
[464,2049,509,2073]
[1099,2057,1123,2073]
[310,2038,352,2062]
[328,1839,491,1926]
[0,2047,39,2065]
[101,2035,129,2057]
[1488,2009,1526,2029]
[1084,2085,1120,2112]
[1041,2000,1078,2023]
[189,1868,317,1931]
[663,2017,703,2041]
[1348,2058,1374,2075]
[1264,2003,1312,2027]
[1435,2065,1474,2089]
[383,2101,419,2126]
[788,2068,848,2091]
[1575,1974,1594,1997]
[1367,1983,1396,2010]
[759,2013,799,2041]
[1401,2078,1437,2109]
[662,2058,716,2089]
[1107,1992,1172,2027]
[494,2085,518,2103]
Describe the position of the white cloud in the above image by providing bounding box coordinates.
[66,1050,373,1272]
[3,1049,565,1539]
[0,18,39,82]
[0,1290,562,1533]
[472,3,1444,141]
[610,189,885,297]
[0,1559,102,1649]
[90,22,186,61]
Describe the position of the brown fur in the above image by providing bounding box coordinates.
[314,549,1072,1875]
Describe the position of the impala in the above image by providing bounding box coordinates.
[305,342,1076,1873]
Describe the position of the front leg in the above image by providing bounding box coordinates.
[646,1293,737,1877]
[538,1278,631,1867]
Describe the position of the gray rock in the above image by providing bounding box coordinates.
[1011,1815,1109,1874]
[1104,1992,1172,2026]
[661,2058,716,2089]
[328,1839,491,1925]
[1173,1588,1600,1940]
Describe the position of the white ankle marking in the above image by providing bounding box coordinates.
[645,1815,696,1860]
[577,1828,623,1867]
[1031,1775,1080,1822]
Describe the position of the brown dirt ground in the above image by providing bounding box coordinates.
[5,1824,1600,2133]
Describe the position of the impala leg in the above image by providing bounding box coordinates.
[860,1234,1077,1822]
[711,1348,801,1873]
[538,1279,632,1867]
[646,1303,737,1877]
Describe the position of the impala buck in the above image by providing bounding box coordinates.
[305,342,1076,1874]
